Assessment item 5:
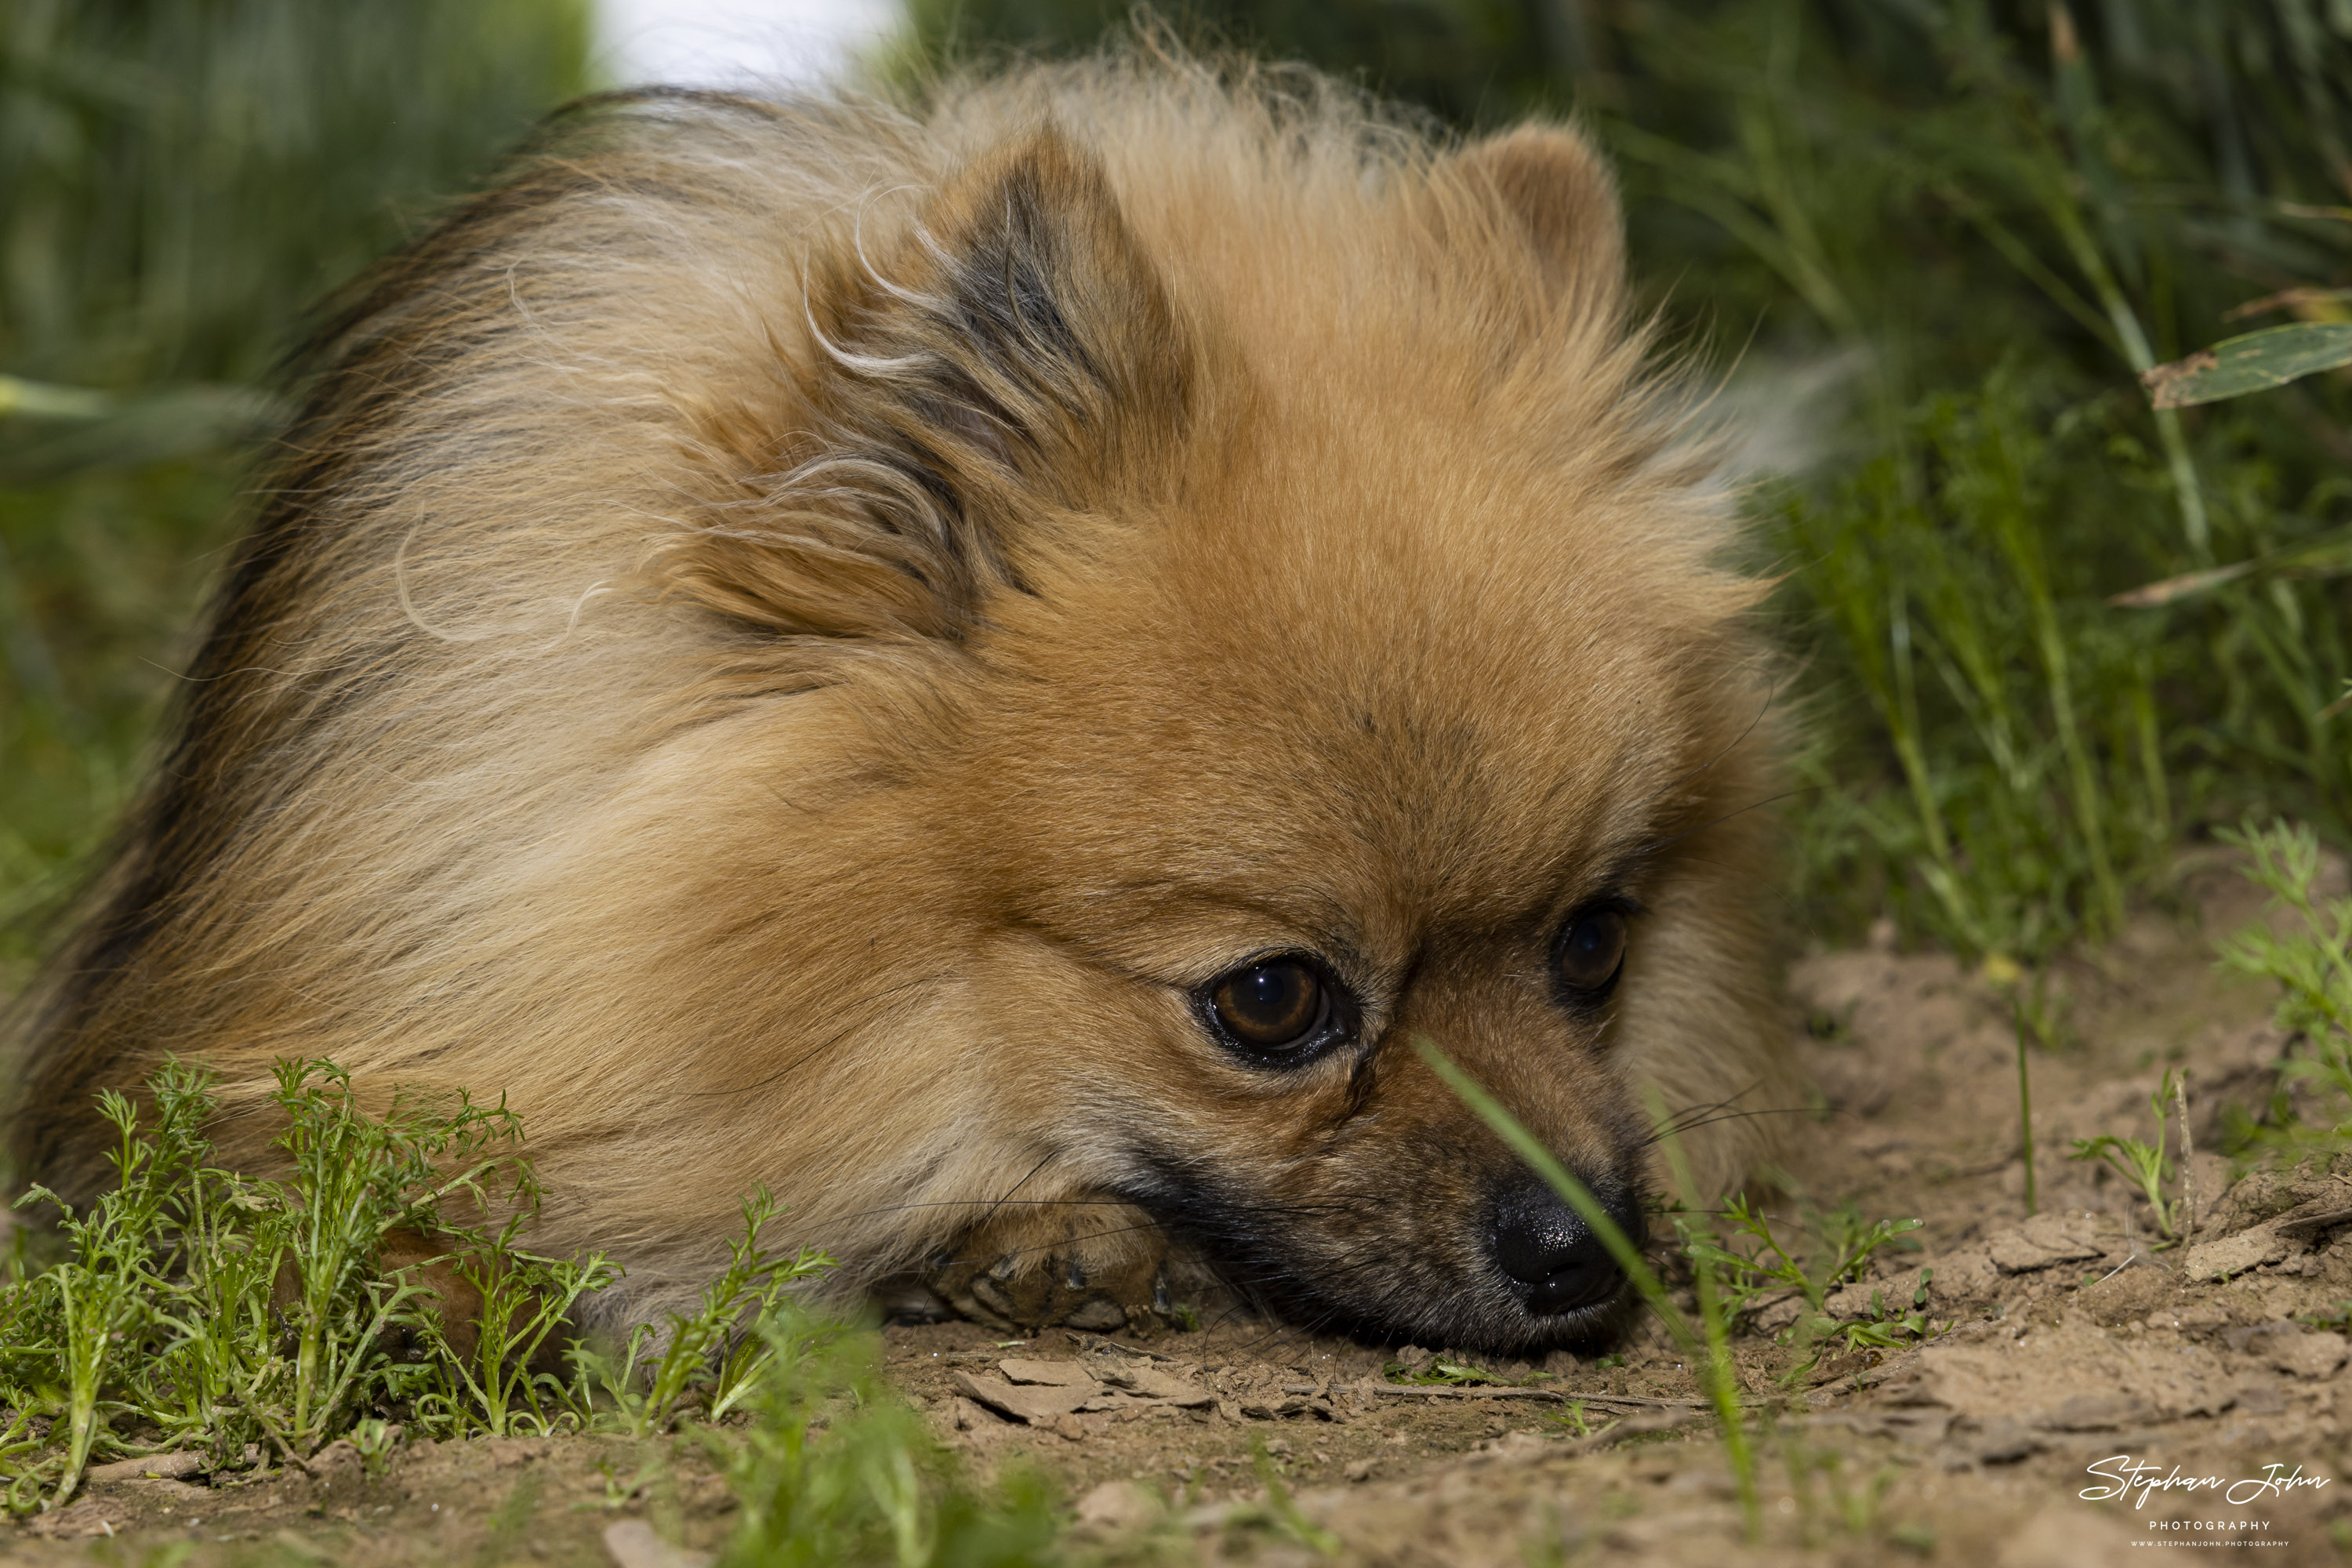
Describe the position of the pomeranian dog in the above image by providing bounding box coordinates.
[5,49,1789,1355]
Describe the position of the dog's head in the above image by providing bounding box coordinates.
[671,109,1781,1352]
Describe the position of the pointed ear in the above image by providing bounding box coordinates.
[808,128,1192,558]
[666,129,1195,653]
[1450,125,1625,318]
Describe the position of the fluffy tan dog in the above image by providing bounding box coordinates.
[5,51,1790,1353]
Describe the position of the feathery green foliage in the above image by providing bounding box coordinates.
[1,1059,574,1507]
[2217,818,2352,1152]
[0,1060,1062,1566]
[570,1189,835,1438]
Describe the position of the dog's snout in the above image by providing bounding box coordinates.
[1488,1180,1642,1316]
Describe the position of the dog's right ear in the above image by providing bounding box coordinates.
[670,129,1194,649]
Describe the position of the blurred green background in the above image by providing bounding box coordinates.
[0,0,591,984]
[3,0,2350,988]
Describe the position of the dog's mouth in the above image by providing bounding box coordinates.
[1120,1154,1649,1356]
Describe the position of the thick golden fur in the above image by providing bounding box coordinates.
[5,50,1791,1352]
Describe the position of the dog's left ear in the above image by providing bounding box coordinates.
[809,127,1192,540]
[674,128,1195,649]
[1450,125,1625,318]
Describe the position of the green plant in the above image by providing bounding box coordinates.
[2,1058,550,1505]
[2069,1069,2183,1239]
[2217,818,2352,1138]
[1543,1398,1599,1439]
[710,1303,1061,1568]
[1828,1273,1938,1356]
[349,1414,397,1482]
[2,1058,1065,1563]
[1679,1193,1922,1337]
[1769,375,2181,962]
[2146,322,2352,412]
[0,1059,810,1506]
[1238,1436,1341,1559]
[419,1211,618,1439]
[1384,1356,1511,1387]
[568,1189,833,1438]
[2300,1300,2352,1331]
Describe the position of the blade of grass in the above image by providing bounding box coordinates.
[1642,1087,1762,1544]
[2016,994,2038,1217]
[1410,1039,1760,1541]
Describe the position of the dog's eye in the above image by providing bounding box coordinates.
[1204,957,1338,1059]
[1554,906,1629,999]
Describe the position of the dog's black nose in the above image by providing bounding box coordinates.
[1488,1179,1643,1316]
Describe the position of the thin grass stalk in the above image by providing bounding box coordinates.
[2132,650,2171,838]
[2016,995,2038,1217]
[1409,1042,1692,1346]
[2025,581,2122,934]
[1410,1040,1761,1538]
[2027,6,2213,561]
[1646,1088,1762,1544]
[49,1263,114,1506]
[2031,169,2212,559]
[1886,591,1982,945]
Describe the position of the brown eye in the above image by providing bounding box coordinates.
[1555,906,1628,997]
[1208,959,1332,1054]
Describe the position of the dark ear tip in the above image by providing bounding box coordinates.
[1455,125,1625,287]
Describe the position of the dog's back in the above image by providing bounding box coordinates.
[7,52,1791,1349]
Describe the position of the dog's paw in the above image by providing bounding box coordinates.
[892,1205,1174,1332]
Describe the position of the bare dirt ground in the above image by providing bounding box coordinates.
[10,849,2352,1565]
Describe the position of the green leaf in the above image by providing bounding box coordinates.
[2142,322,2352,408]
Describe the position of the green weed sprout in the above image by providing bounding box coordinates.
[4,1062,527,1504]
[1242,1435,1341,1558]
[1411,1038,1762,1543]
[2068,1069,2181,1240]
[256,1059,543,1454]
[1831,1274,1936,1356]
[1544,1398,1597,1439]
[0,1056,1063,1560]
[710,1299,1058,1568]
[568,1188,833,1437]
[4,1076,194,1508]
[419,1214,619,1438]
[2216,819,2352,1132]
[3,1058,644,1506]
[1383,1356,1510,1387]
[1679,1192,1926,1373]
[1684,1196,1921,1320]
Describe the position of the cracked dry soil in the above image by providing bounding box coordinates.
[11,849,2352,1566]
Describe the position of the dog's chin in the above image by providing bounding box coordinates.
[1355,1289,1639,1359]
[1200,1254,1642,1359]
